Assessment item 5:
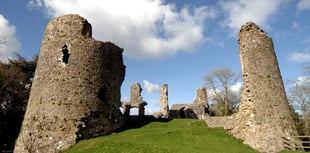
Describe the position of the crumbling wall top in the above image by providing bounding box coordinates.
[45,14,92,38]
[239,22,266,35]
[130,82,144,106]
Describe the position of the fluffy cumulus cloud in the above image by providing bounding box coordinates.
[0,15,21,61]
[207,81,242,98]
[143,80,161,93]
[290,76,310,88]
[297,76,310,84]
[28,0,215,59]
[230,82,243,93]
[287,52,310,63]
[297,0,310,11]
[219,0,283,33]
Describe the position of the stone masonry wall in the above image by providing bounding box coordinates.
[193,87,208,105]
[14,14,125,153]
[170,87,210,119]
[130,82,143,107]
[160,84,169,118]
[222,22,300,153]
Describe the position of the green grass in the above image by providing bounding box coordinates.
[62,119,304,153]
[279,151,306,153]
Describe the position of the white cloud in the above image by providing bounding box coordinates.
[297,76,310,83]
[27,0,43,9]
[143,80,161,93]
[150,99,160,106]
[207,88,221,98]
[28,0,215,59]
[0,14,21,61]
[230,82,243,93]
[297,0,310,11]
[207,82,242,99]
[291,76,310,87]
[287,52,310,63]
[292,21,299,30]
[219,0,283,34]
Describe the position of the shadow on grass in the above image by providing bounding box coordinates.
[115,115,173,132]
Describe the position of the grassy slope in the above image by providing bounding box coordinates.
[63,119,304,153]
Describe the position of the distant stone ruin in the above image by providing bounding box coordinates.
[170,104,197,119]
[170,87,210,119]
[205,22,300,153]
[160,84,169,118]
[122,82,147,117]
[14,14,125,153]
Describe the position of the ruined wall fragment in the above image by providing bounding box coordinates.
[160,84,169,118]
[170,87,210,119]
[130,82,143,107]
[129,82,147,117]
[14,14,125,153]
[193,87,208,105]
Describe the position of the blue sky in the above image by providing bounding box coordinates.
[1,0,310,114]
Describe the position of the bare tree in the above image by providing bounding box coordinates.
[287,77,310,135]
[0,55,37,152]
[204,68,241,116]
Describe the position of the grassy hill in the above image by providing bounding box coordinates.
[62,119,304,153]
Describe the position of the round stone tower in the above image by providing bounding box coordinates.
[224,22,300,153]
[14,14,125,153]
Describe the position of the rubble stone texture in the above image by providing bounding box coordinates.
[170,87,210,119]
[160,84,169,118]
[223,22,300,153]
[192,87,209,119]
[127,82,147,117]
[14,14,125,153]
[193,87,208,105]
[130,82,143,107]
[170,104,196,118]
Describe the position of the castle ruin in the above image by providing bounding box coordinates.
[14,14,125,153]
[12,13,302,153]
[122,82,147,117]
[170,87,210,119]
[206,22,300,153]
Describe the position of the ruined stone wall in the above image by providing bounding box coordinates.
[170,87,209,119]
[193,87,209,119]
[160,84,169,118]
[222,22,299,153]
[193,87,208,105]
[14,14,125,153]
[170,104,197,119]
[130,82,143,107]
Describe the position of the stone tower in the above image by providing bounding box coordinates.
[193,87,209,119]
[130,82,147,116]
[193,87,208,105]
[130,82,143,107]
[160,84,169,118]
[14,14,125,153]
[224,22,299,153]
